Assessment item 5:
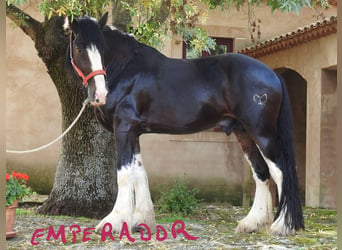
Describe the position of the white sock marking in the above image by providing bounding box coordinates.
[132,154,156,230]
[255,146,295,235]
[236,155,273,233]
[96,165,134,233]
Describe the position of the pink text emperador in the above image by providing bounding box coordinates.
[30,220,199,245]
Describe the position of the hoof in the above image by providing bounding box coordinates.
[269,211,298,236]
[235,216,269,233]
[235,214,271,233]
[95,212,132,233]
[269,221,296,236]
[132,212,156,233]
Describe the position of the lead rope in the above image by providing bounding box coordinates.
[6,99,89,154]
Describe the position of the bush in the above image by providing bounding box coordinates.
[156,178,200,216]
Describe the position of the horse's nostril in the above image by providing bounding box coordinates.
[95,98,100,103]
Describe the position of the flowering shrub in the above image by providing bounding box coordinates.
[6,171,34,206]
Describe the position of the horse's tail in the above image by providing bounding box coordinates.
[274,76,304,231]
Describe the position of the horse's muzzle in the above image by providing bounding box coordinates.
[91,89,108,106]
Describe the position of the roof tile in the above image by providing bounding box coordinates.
[239,16,337,58]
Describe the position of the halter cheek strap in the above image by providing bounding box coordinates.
[69,33,107,87]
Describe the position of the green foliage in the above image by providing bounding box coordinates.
[7,0,332,55]
[6,0,28,6]
[6,171,34,206]
[122,0,216,55]
[156,177,201,216]
[200,0,313,13]
[16,208,33,215]
[38,0,111,20]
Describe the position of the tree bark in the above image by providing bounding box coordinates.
[111,0,134,31]
[7,5,117,218]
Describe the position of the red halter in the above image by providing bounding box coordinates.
[69,33,107,87]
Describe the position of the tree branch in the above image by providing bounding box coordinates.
[111,0,133,31]
[6,4,42,43]
[147,0,170,26]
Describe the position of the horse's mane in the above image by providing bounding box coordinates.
[75,16,106,51]
[103,26,164,60]
[102,26,165,87]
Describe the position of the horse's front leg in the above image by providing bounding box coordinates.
[132,152,156,232]
[95,129,136,233]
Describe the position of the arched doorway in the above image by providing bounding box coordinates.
[275,68,307,204]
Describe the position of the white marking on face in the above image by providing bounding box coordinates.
[86,44,108,105]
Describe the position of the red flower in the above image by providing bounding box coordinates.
[6,170,33,206]
[20,173,29,180]
[11,170,29,181]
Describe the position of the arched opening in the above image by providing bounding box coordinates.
[275,68,307,204]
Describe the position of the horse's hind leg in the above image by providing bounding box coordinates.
[234,130,273,233]
[252,127,303,236]
[132,150,156,232]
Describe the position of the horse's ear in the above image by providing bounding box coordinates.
[63,16,80,35]
[70,18,81,35]
[98,12,108,29]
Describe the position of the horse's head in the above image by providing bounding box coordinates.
[64,13,109,106]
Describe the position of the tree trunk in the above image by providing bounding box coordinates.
[6,6,117,218]
[38,104,117,218]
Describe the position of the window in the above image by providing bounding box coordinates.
[183,37,233,59]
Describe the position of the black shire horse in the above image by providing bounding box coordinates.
[64,13,304,236]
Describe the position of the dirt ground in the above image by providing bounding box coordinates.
[6,201,336,250]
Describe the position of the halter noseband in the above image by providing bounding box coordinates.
[69,33,107,87]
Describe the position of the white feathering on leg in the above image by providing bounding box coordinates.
[236,155,273,233]
[132,154,156,232]
[95,165,134,233]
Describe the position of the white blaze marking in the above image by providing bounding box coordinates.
[86,44,108,104]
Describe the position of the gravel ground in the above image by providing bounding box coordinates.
[6,203,337,249]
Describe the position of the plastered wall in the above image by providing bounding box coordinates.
[6,1,337,207]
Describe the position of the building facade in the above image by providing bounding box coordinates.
[6,1,337,208]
